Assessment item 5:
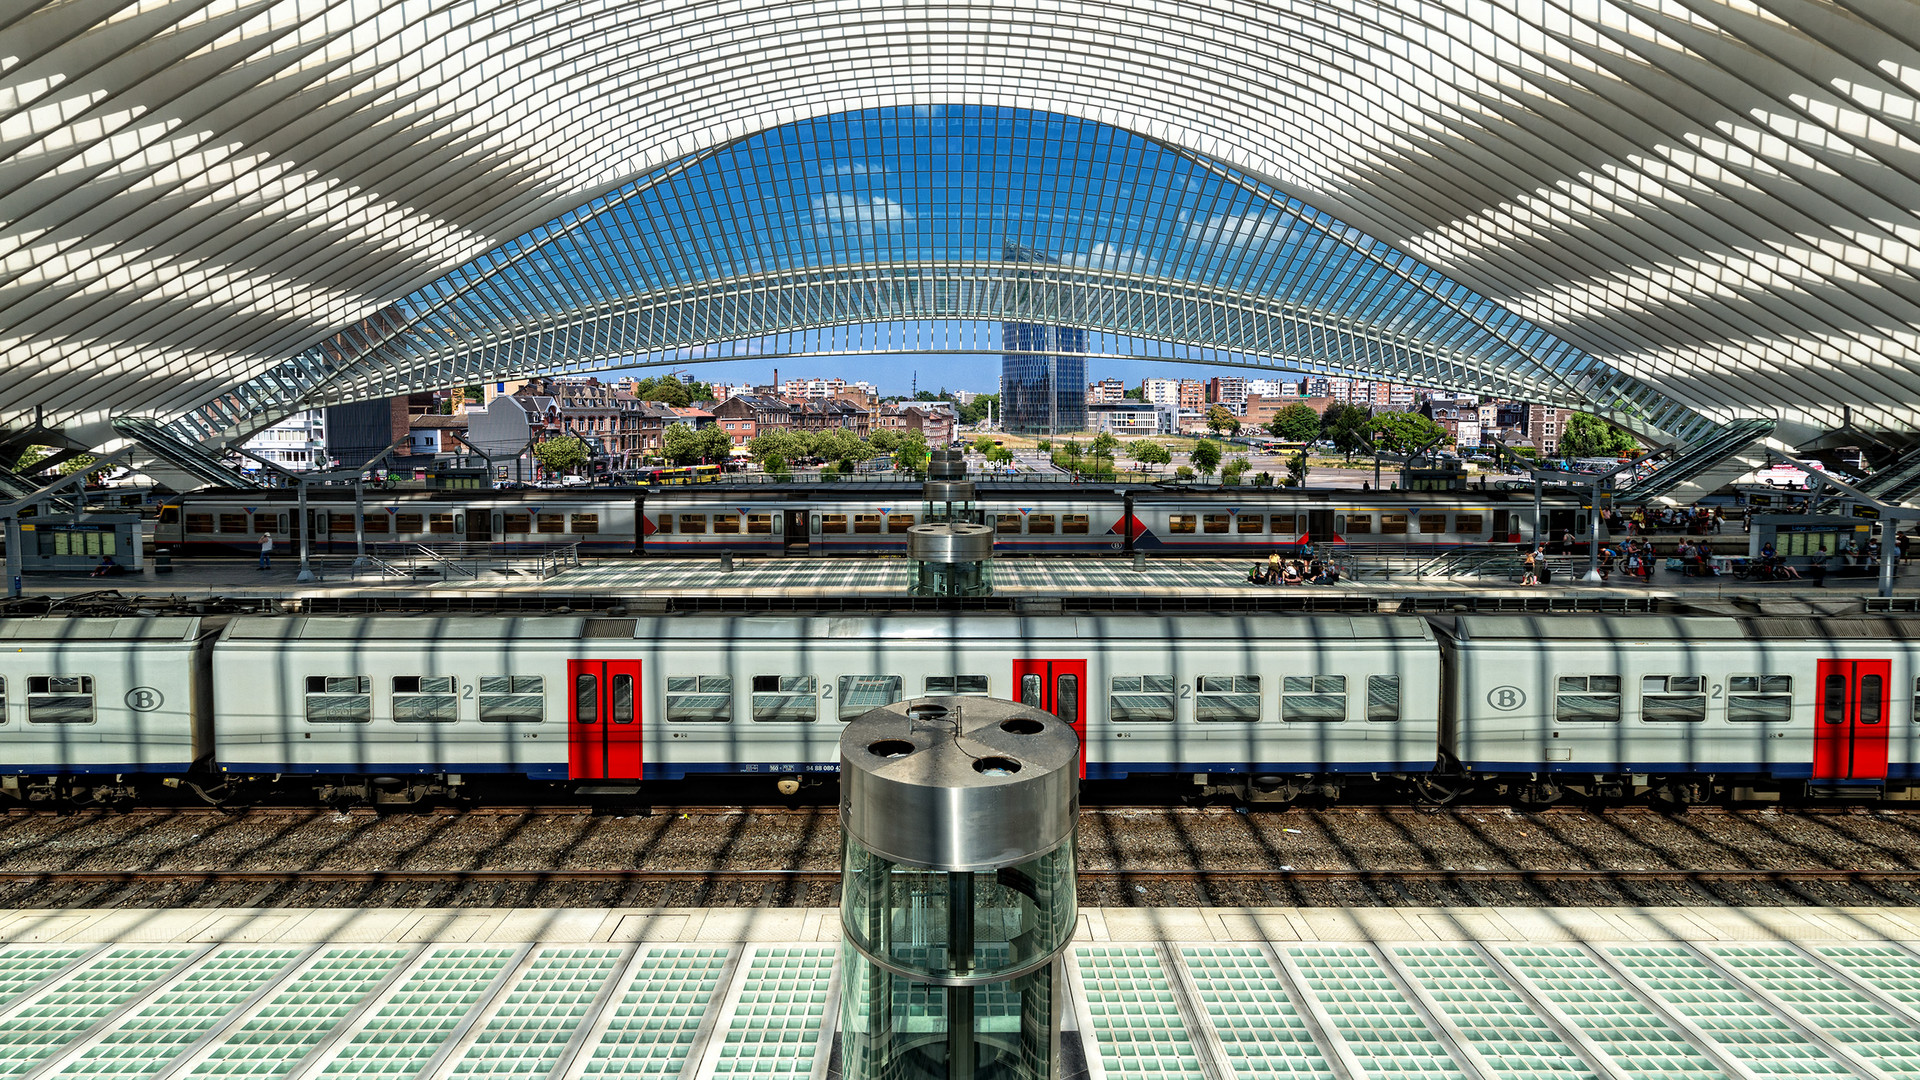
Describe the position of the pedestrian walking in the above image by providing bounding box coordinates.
[258,531,274,570]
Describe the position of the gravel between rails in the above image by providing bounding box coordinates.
[2,805,1919,907]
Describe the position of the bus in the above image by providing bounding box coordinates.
[634,464,723,485]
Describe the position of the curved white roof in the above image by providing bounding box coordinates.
[3,0,1918,444]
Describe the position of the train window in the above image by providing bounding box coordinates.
[26,676,93,724]
[1281,675,1347,722]
[185,513,214,534]
[504,514,531,534]
[1237,514,1263,533]
[838,676,903,720]
[666,676,732,722]
[1109,676,1174,722]
[1347,515,1371,534]
[925,675,990,696]
[571,514,600,534]
[1271,515,1298,536]
[1555,675,1621,722]
[752,676,817,722]
[711,514,740,534]
[392,676,457,723]
[429,513,457,534]
[363,516,388,535]
[0,676,6,722]
[1366,676,1400,722]
[1196,676,1261,722]
[218,513,249,534]
[854,514,884,534]
[1379,514,1408,535]
[1640,675,1706,723]
[888,514,914,533]
[1418,514,1447,534]
[612,675,634,724]
[158,507,179,525]
[1454,514,1484,535]
[677,515,707,534]
[1062,515,1089,534]
[820,515,847,534]
[1861,675,1883,725]
[1822,673,1846,724]
[537,514,565,534]
[575,674,597,723]
[1728,676,1792,722]
[479,676,545,723]
[395,513,423,532]
[747,514,775,534]
[1169,515,1197,534]
[995,514,1023,535]
[304,676,371,724]
[1027,514,1055,534]
[329,515,357,533]
[1203,514,1231,534]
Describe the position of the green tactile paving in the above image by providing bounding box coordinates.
[444,946,626,1080]
[1604,945,1854,1080]
[1285,946,1467,1080]
[579,948,730,1080]
[1075,947,1206,1080]
[1392,947,1599,1080]
[312,946,517,1080]
[1710,945,1920,1075]
[1812,945,1920,1012]
[1180,947,1335,1080]
[51,947,305,1080]
[188,946,412,1080]
[0,947,199,1080]
[0,950,93,1013]
[710,946,833,1080]
[1498,946,1722,1080]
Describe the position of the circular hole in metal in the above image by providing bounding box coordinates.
[973,757,1021,776]
[869,740,915,759]
[905,703,950,721]
[1000,718,1044,735]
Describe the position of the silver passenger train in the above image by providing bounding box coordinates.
[0,611,1913,805]
[154,486,1588,556]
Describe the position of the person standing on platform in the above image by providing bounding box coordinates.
[258,531,274,571]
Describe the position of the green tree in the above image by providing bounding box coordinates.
[1320,403,1375,461]
[14,446,97,478]
[1189,439,1223,479]
[1089,431,1121,458]
[747,430,805,469]
[1205,405,1240,437]
[663,424,731,464]
[630,375,692,406]
[894,431,931,475]
[532,435,590,475]
[1558,413,1640,459]
[1130,439,1171,472]
[1370,411,1451,456]
[1175,465,1195,481]
[868,429,901,454]
[1286,450,1311,488]
[1266,403,1321,443]
[959,394,999,425]
[973,435,997,455]
[1123,384,1145,401]
[1220,455,1249,485]
[1034,438,1052,453]
[987,446,1015,466]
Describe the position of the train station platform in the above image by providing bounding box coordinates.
[0,904,1916,1080]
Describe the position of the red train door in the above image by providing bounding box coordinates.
[1813,659,1890,782]
[1013,659,1087,777]
[568,660,643,780]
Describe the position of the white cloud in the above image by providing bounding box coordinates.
[809,192,912,237]
[1070,242,1153,274]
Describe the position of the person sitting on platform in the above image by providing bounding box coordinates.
[1281,560,1304,586]
[88,556,125,578]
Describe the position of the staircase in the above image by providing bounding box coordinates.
[111,417,263,491]
[1615,418,1776,505]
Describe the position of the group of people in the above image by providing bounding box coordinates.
[1250,551,1339,586]
[1606,505,1726,536]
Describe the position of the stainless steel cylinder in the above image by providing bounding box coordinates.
[906,522,994,564]
[922,479,976,503]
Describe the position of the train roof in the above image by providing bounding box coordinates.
[0,616,203,641]
[1448,614,1920,641]
[223,616,588,640]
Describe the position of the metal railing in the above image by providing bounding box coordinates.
[319,541,581,582]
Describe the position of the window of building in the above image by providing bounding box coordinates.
[429,513,458,534]
[1418,514,1448,534]
[393,676,458,722]
[1168,514,1197,534]
[1728,675,1793,722]
[747,514,774,534]
[838,676,903,721]
[888,514,914,534]
[710,514,739,534]
[26,676,93,724]
[1454,514,1483,535]
[1109,675,1175,722]
[1282,675,1347,722]
[305,676,371,723]
[1367,675,1400,722]
[185,513,214,534]
[219,513,249,534]
[395,513,423,533]
[677,514,707,534]
[479,676,545,723]
[1062,514,1090,534]
[1347,515,1371,534]
[1379,514,1408,535]
[504,513,531,534]
[1203,514,1231,534]
[1196,676,1261,722]
[1027,514,1055,534]
[819,514,847,534]
[1641,675,1706,723]
[925,675,990,696]
[666,676,732,722]
[752,676,817,722]
[1237,514,1264,533]
[854,514,884,534]
[1555,675,1622,722]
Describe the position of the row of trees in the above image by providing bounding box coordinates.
[1256,399,1638,461]
[746,427,932,478]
